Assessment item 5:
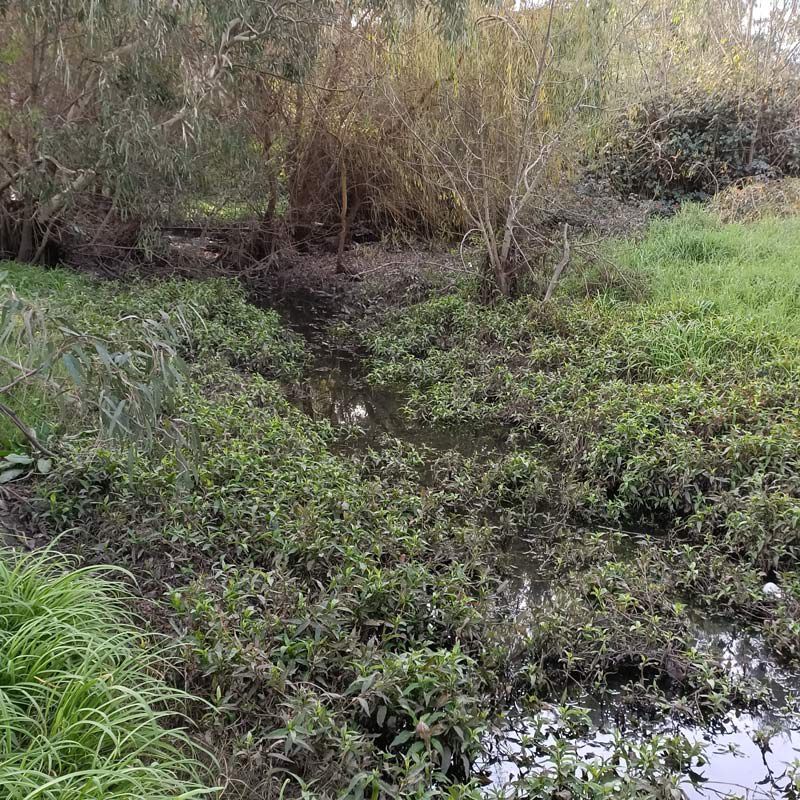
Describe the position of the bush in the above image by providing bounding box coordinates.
[603,85,800,200]
[0,548,213,799]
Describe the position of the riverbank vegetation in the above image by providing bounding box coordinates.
[357,206,800,652]
[2,0,800,797]
[2,201,800,796]
[0,548,211,799]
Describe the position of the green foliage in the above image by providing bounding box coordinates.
[484,705,701,800]
[0,262,304,453]
[0,547,213,799]
[33,363,501,795]
[31,352,742,796]
[356,209,800,667]
[603,85,800,199]
[1,272,187,453]
[12,209,800,796]
[616,206,800,337]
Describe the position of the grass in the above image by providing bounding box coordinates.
[0,548,213,799]
[619,204,800,336]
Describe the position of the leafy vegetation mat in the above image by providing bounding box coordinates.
[1,205,800,799]
[357,208,800,664]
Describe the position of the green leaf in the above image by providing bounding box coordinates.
[4,453,33,465]
[0,468,25,483]
[62,352,83,386]
[94,341,114,369]
[389,730,414,748]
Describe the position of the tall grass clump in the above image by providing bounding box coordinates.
[0,548,213,800]
[614,205,800,339]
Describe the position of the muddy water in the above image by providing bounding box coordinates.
[282,312,800,799]
[486,549,800,798]
[279,310,503,456]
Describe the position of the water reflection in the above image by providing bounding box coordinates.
[681,712,800,799]
[286,352,403,431]
[486,538,800,799]
[286,348,506,457]
[481,704,800,798]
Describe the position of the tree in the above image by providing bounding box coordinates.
[0,0,469,267]
[386,0,616,296]
[0,0,335,264]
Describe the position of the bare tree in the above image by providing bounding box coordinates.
[388,0,617,297]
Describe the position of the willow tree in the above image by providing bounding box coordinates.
[0,0,469,265]
[0,0,334,263]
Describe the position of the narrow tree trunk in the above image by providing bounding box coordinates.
[336,158,348,273]
[17,211,34,263]
[0,205,12,257]
[543,224,570,303]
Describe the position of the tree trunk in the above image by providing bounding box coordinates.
[17,214,34,263]
[335,158,348,273]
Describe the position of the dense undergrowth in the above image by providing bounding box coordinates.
[2,206,800,798]
[2,265,509,796]
[357,206,800,666]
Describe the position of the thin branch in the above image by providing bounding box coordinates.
[543,223,570,303]
[0,401,58,458]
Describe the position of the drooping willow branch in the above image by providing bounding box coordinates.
[0,401,58,458]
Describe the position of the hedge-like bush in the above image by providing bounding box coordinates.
[603,85,800,200]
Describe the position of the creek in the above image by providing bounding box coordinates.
[277,304,800,799]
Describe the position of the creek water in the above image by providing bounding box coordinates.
[279,309,800,799]
[278,309,503,457]
[484,547,800,798]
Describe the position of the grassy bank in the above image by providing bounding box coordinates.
[2,207,799,797]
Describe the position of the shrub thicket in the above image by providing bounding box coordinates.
[603,86,800,200]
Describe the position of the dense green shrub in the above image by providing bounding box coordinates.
[603,85,800,199]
